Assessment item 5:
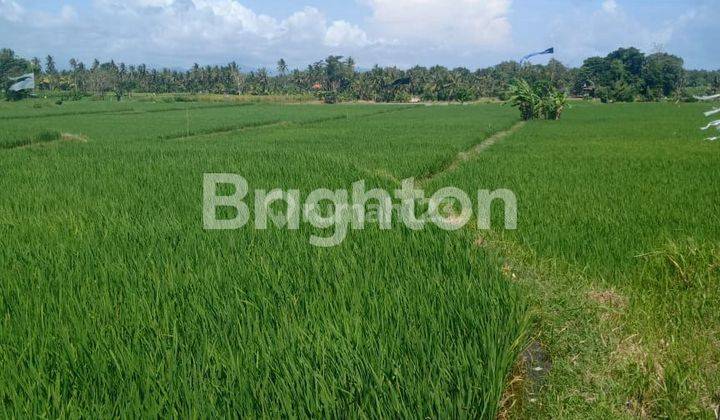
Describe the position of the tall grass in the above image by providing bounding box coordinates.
[0,101,525,417]
[427,102,720,417]
[0,129,61,149]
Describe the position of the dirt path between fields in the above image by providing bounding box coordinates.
[418,120,525,185]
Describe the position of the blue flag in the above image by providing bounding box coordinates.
[520,48,554,63]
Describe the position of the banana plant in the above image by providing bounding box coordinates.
[508,79,568,121]
[508,79,540,120]
[544,90,568,120]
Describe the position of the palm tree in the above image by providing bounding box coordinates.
[277,59,288,77]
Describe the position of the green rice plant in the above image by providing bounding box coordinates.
[0,128,61,149]
[0,100,525,417]
[4,98,715,418]
[426,101,720,418]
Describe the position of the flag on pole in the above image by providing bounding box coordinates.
[8,73,35,92]
[520,48,554,64]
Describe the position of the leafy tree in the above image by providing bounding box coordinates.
[455,86,473,104]
[45,55,58,90]
[595,86,611,103]
[30,57,41,74]
[607,47,645,79]
[0,48,29,79]
[2,45,716,104]
[711,75,720,94]
[611,80,636,102]
[642,53,684,98]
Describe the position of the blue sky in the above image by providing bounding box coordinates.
[1,0,717,70]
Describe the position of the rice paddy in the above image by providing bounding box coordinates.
[0,99,718,417]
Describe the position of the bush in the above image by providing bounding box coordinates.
[611,81,636,102]
[393,90,411,103]
[672,89,699,103]
[454,87,474,104]
[596,86,611,103]
[4,89,27,101]
[320,91,339,104]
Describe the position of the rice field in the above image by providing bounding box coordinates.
[0,99,718,418]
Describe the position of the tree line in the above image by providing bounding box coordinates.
[2,47,719,102]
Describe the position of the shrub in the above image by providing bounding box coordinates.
[596,86,611,103]
[454,87,474,104]
[393,90,412,103]
[320,91,339,104]
[611,80,636,102]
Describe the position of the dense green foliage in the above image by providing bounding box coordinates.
[577,47,697,102]
[3,47,718,102]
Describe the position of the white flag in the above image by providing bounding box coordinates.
[9,73,35,92]
[695,94,720,101]
[704,108,720,117]
[700,119,720,131]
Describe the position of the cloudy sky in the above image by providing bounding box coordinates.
[1,0,717,70]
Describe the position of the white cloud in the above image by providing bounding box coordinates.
[282,7,328,42]
[364,0,512,48]
[0,0,512,68]
[4,0,712,69]
[549,0,699,66]
[74,0,377,65]
[325,21,371,48]
[0,0,24,22]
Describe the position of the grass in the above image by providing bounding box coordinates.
[1,98,717,417]
[0,98,526,417]
[0,102,400,147]
[0,129,61,149]
[427,101,720,418]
